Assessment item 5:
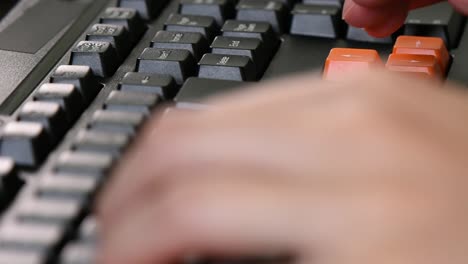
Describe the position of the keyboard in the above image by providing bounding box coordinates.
[0,0,466,263]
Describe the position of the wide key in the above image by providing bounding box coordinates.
[198,53,256,81]
[105,91,161,115]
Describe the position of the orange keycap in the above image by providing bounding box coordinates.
[393,36,450,74]
[323,48,383,80]
[386,53,442,79]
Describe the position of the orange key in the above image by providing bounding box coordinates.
[386,53,443,79]
[393,36,450,74]
[323,48,383,80]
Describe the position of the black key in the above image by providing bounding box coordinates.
[0,122,51,168]
[346,26,393,44]
[119,72,178,99]
[222,20,280,48]
[179,0,235,26]
[236,0,289,33]
[36,174,99,201]
[50,65,102,104]
[165,13,219,40]
[404,2,465,48]
[70,41,120,77]
[74,130,130,156]
[198,54,256,81]
[86,24,132,60]
[18,101,69,143]
[137,48,197,85]
[105,91,161,115]
[100,7,146,43]
[16,197,82,225]
[118,0,168,20]
[0,157,22,211]
[151,30,209,60]
[34,83,85,123]
[55,151,114,178]
[303,0,342,6]
[89,110,145,135]
[211,36,271,74]
[176,77,247,108]
[290,3,342,38]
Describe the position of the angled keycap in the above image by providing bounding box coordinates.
[323,48,383,80]
[104,91,161,115]
[34,83,85,123]
[70,41,120,77]
[137,48,197,85]
[86,24,132,60]
[117,0,168,20]
[393,36,450,74]
[179,0,235,26]
[222,20,280,48]
[50,65,102,104]
[0,122,51,168]
[0,157,22,211]
[290,3,342,38]
[386,54,443,79]
[198,53,257,81]
[236,0,289,33]
[119,72,178,99]
[36,174,98,201]
[74,130,130,157]
[165,13,219,40]
[151,30,209,60]
[55,151,114,178]
[89,110,145,135]
[100,7,146,43]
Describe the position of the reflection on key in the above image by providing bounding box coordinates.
[199,53,257,81]
[290,3,342,38]
[386,54,443,80]
[323,48,382,80]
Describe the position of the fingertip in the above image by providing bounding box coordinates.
[449,0,468,15]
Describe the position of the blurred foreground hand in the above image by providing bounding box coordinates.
[97,70,468,264]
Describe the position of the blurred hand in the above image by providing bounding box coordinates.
[343,0,468,37]
[97,70,468,264]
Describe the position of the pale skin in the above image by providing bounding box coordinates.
[97,1,468,263]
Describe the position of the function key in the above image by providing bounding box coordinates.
[118,0,168,20]
[198,53,256,81]
[86,24,132,60]
[236,0,289,33]
[137,48,197,85]
[290,3,342,38]
[70,41,120,78]
[104,91,161,115]
[50,65,102,104]
[119,72,178,99]
[385,54,443,80]
[323,48,383,80]
[165,13,219,40]
[151,30,209,60]
[222,20,279,48]
[393,36,450,74]
[179,0,235,26]
[100,7,146,43]
[404,2,465,48]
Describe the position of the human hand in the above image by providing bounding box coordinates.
[343,0,468,37]
[97,71,468,264]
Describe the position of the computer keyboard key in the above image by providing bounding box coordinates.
[179,0,235,26]
[36,174,99,201]
[393,36,450,74]
[346,26,393,44]
[34,84,85,123]
[152,30,209,60]
[0,122,52,168]
[119,72,178,99]
[16,197,82,225]
[105,91,161,115]
[211,36,271,74]
[55,151,114,178]
[86,24,132,60]
[61,242,95,264]
[0,250,43,264]
[70,41,120,78]
[290,3,342,38]
[199,54,257,81]
[137,48,197,85]
[404,2,465,48]
[222,20,280,49]
[74,130,130,157]
[18,102,69,143]
[303,0,342,6]
[386,54,443,79]
[118,0,168,20]
[89,110,145,135]
[236,0,289,33]
[323,48,383,80]
[77,217,98,241]
[100,7,146,43]
[0,157,22,211]
[165,13,219,40]
[175,77,248,107]
[50,65,102,104]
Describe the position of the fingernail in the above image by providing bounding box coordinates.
[342,0,356,20]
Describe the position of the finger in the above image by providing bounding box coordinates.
[343,0,408,29]
[449,0,468,14]
[364,7,408,37]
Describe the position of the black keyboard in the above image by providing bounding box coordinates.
[0,0,466,263]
